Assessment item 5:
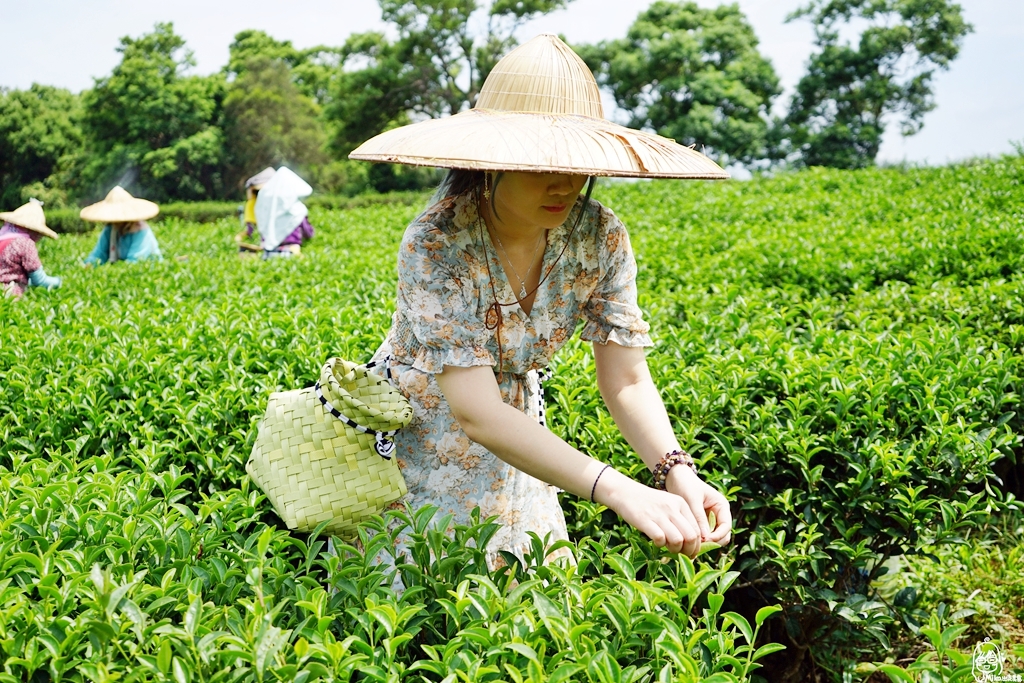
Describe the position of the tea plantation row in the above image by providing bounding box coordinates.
[2,156,1023,681]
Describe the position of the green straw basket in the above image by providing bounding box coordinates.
[246,357,413,536]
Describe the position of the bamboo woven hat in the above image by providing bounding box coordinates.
[350,34,728,179]
[80,186,160,223]
[0,199,58,239]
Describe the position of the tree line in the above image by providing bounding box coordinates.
[0,0,971,207]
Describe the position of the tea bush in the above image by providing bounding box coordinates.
[2,155,1023,681]
[42,192,428,234]
[547,158,1024,678]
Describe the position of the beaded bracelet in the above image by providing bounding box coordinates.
[652,449,696,490]
[590,464,612,502]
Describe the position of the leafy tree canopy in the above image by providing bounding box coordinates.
[80,22,227,201]
[327,0,573,155]
[223,56,327,190]
[578,1,781,166]
[782,0,973,168]
[226,30,342,106]
[0,84,83,208]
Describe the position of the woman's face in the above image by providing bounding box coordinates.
[490,172,588,232]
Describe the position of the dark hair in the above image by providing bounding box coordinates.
[434,169,596,224]
[435,169,484,201]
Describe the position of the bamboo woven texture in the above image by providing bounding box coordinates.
[246,358,413,536]
[350,34,729,180]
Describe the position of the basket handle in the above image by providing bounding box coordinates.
[315,355,400,460]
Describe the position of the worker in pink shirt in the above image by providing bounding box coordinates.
[0,199,62,297]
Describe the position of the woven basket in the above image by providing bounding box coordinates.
[246,358,413,536]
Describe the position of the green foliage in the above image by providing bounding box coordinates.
[327,0,573,157]
[546,157,1024,680]
[225,30,343,106]
[2,1,980,205]
[874,510,1024,644]
[43,193,433,234]
[782,0,973,168]
[4,150,1023,683]
[2,202,772,682]
[308,159,373,197]
[858,603,1024,681]
[578,1,781,166]
[223,56,328,192]
[0,84,84,208]
[79,22,228,202]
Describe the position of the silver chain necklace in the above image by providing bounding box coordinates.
[490,226,546,300]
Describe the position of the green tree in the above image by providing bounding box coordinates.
[80,22,227,201]
[223,56,328,191]
[327,0,574,157]
[783,0,973,168]
[226,30,342,106]
[578,1,781,166]
[0,85,84,208]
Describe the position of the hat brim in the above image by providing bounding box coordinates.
[0,212,59,239]
[80,198,159,223]
[349,110,729,179]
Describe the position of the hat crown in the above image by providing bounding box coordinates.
[475,34,604,118]
[105,186,135,203]
[14,201,45,224]
[80,185,159,223]
[0,200,57,238]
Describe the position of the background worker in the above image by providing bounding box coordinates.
[0,199,62,297]
[81,187,162,265]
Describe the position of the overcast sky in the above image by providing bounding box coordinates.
[3,0,1021,165]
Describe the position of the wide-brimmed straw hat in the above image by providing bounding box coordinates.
[0,199,58,239]
[80,186,160,223]
[349,34,728,179]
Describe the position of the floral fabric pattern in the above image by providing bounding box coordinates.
[372,190,652,567]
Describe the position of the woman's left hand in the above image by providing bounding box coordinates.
[666,465,733,546]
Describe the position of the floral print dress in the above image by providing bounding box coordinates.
[372,190,652,567]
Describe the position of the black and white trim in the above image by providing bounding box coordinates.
[364,355,396,382]
[535,367,551,428]
[315,356,400,460]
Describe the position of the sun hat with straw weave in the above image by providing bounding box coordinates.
[246,358,413,536]
[80,186,160,223]
[0,199,58,239]
[349,33,728,179]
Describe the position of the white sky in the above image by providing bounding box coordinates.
[2,0,1021,165]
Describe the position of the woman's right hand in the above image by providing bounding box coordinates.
[593,467,704,557]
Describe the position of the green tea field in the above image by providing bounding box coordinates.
[2,157,1024,682]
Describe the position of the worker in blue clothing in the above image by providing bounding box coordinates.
[81,186,162,265]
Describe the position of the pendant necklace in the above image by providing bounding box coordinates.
[491,227,546,300]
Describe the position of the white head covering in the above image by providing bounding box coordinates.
[246,167,277,189]
[255,167,312,251]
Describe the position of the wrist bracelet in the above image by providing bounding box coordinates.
[590,464,612,502]
[652,449,696,490]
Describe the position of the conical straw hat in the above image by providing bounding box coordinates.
[349,34,728,179]
[0,199,58,239]
[80,186,160,223]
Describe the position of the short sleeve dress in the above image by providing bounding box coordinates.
[373,190,652,566]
